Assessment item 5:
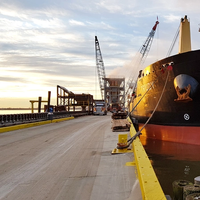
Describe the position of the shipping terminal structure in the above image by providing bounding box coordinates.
[95,36,125,112]
[95,18,159,113]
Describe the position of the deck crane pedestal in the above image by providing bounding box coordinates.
[124,19,159,106]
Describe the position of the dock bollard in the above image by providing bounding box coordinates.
[112,133,131,154]
[186,193,200,200]
[117,133,128,148]
[184,184,200,200]
[172,180,193,200]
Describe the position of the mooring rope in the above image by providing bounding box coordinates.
[137,70,170,134]
[128,79,157,117]
[118,70,170,149]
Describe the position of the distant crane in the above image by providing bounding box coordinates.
[124,19,159,104]
[95,36,106,100]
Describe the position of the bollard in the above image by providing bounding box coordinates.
[111,133,132,154]
[184,184,200,200]
[118,133,128,147]
[172,180,193,200]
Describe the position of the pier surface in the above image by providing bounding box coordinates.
[0,114,142,200]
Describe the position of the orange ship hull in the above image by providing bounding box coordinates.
[139,123,200,145]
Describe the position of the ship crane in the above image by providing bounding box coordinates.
[95,36,106,100]
[124,19,159,105]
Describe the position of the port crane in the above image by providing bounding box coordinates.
[124,19,159,104]
[94,19,159,107]
[95,36,106,100]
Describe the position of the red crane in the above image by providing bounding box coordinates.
[124,19,159,104]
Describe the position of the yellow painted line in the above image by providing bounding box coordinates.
[128,117,166,200]
[0,116,74,134]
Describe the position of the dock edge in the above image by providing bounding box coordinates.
[128,117,167,200]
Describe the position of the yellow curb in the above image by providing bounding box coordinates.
[127,117,166,200]
[0,116,74,133]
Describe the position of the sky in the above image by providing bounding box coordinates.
[0,0,200,108]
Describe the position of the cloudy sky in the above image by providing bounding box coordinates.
[0,0,200,108]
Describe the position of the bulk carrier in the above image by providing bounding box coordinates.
[130,15,200,145]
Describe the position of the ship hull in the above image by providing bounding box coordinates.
[138,123,200,145]
[130,49,200,145]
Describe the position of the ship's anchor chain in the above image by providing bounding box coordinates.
[119,71,170,149]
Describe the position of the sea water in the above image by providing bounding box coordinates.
[141,137,200,198]
[0,110,38,114]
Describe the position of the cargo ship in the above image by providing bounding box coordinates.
[130,15,200,145]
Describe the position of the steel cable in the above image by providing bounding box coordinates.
[118,70,170,149]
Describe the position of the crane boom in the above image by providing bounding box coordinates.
[140,20,159,61]
[124,19,159,104]
[95,36,106,100]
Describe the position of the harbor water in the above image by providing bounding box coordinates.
[141,137,200,198]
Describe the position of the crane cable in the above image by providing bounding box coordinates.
[127,77,139,108]
[118,70,170,149]
[167,24,180,57]
[127,21,160,112]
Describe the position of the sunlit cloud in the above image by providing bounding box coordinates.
[69,19,85,26]
[163,14,182,23]
[0,0,200,107]
[95,0,138,15]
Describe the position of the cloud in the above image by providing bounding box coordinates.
[95,0,138,15]
[0,0,200,107]
[69,19,85,26]
[163,14,182,23]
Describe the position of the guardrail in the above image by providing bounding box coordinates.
[0,111,89,127]
[0,116,75,134]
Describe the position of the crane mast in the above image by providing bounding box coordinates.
[140,20,159,60]
[124,19,159,104]
[95,36,106,100]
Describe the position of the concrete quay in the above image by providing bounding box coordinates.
[0,114,143,200]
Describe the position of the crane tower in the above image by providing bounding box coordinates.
[95,36,106,100]
[124,19,159,104]
[140,20,159,61]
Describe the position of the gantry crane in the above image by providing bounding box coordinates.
[124,19,159,104]
[95,36,106,100]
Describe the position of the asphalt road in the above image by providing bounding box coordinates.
[0,114,142,200]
